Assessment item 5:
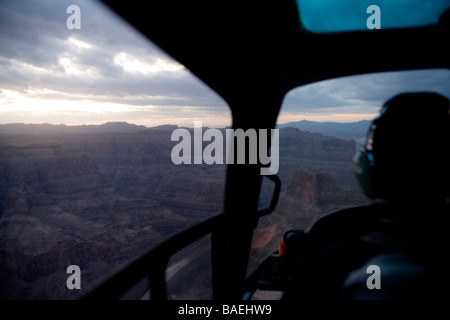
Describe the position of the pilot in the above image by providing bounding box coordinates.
[341,92,450,299]
[286,92,450,300]
[353,92,449,203]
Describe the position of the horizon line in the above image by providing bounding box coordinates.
[0,118,373,129]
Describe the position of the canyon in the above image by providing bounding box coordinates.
[0,122,369,299]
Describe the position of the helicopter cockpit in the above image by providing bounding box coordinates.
[82,0,450,301]
[1,0,448,304]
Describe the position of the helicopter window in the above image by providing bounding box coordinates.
[296,0,450,33]
[165,235,213,300]
[0,0,230,299]
[249,68,450,280]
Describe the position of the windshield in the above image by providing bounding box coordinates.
[296,0,450,33]
[247,68,450,292]
[0,0,229,300]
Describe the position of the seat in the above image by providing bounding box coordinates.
[295,202,450,300]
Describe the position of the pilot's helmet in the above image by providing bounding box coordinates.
[354,92,450,200]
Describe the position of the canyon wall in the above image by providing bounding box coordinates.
[0,123,368,299]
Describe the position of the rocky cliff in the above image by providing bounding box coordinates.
[277,127,358,188]
[0,123,368,299]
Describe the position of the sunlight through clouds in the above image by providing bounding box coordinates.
[277,112,378,124]
[67,37,92,50]
[0,0,229,127]
[0,88,133,114]
[113,52,184,75]
[0,0,448,129]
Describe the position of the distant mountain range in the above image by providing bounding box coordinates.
[0,122,178,135]
[0,120,371,143]
[277,119,371,143]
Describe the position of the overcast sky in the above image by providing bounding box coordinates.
[1,0,449,127]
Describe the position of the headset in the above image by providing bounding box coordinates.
[353,92,450,200]
[354,123,378,199]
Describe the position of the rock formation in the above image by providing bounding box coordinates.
[0,123,369,299]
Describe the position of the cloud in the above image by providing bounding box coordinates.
[0,0,230,126]
[0,0,449,127]
[281,69,450,122]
